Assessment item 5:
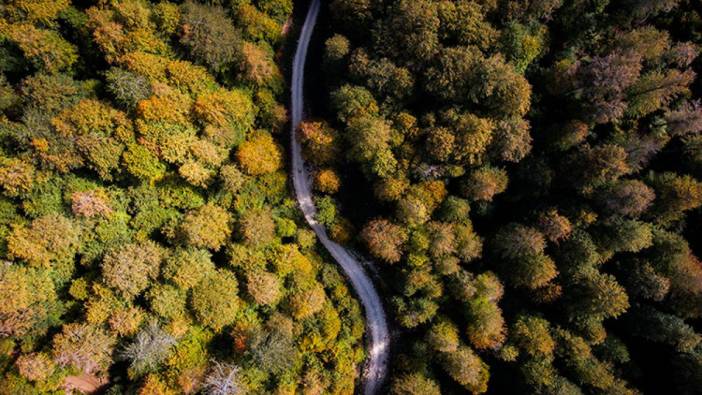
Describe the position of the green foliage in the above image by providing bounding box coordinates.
[190,269,240,330]
[179,203,231,250]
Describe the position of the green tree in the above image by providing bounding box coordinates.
[179,203,231,250]
[190,269,240,331]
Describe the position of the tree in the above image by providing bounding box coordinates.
[179,1,241,73]
[180,203,231,250]
[493,223,546,260]
[440,345,490,393]
[536,209,572,243]
[624,260,671,302]
[162,248,215,290]
[105,68,152,110]
[648,172,702,224]
[121,321,176,377]
[0,158,34,197]
[437,0,498,49]
[298,120,341,166]
[234,4,280,44]
[52,323,116,375]
[361,218,408,263]
[626,69,694,117]
[235,132,282,176]
[239,208,275,247]
[596,179,655,217]
[194,89,256,147]
[0,265,58,337]
[380,0,441,66]
[287,284,326,319]
[491,117,533,163]
[15,352,55,382]
[324,34,350,69]
[390,372,441,395]
[148,284,187,319]
[593,218,653,253]
[191,270,240,330]
[331,84,379,122]
[123,143,167,183]
[665,100,702,137]
[71,189,113,218]
[314,169,341,194]
[574,51,642,124]
[2,23,78,73]
[245,269,281,306]
[461,166,508,202]
[237,42,282,91]
[566,269,630,323]
[510,314,555,357]
[7,213,80,268]
[568,144,631,192]
[219,165,246,194]
[466,296,506,350]
[349,52,414,101]
[247,326,296,375]
[102,240,163,299]
[203,361,243,395]
[500,22,546,73]
[426,318,460,353]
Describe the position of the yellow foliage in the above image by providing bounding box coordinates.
[194,90,256,147]
[7,214,80,268]
[236,132,282,175]
[118,51,170,81]
[137,90,192,124]
[86,7,127,63]
[239,41,282,90]
[314,169,341,194]
[153,2,181,35]
[52,99,132,140]
[189,139,227,167]
[4,23,78,73]
[167,60,216,96]
[139,374,176,395]
[4,0,70,25]
[124,28,170,56]
[113,0,151,29]
[0,157,34,197]
[288,284,326,320]
[108,307,144,336]
[178,160,214,188]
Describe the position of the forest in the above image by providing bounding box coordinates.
[302,0,702,394]
[0,0,366,394]
[1,0,702,394]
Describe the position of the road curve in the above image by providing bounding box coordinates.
[290,1,390,394]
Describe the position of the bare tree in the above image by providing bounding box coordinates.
[203,360,243,395]
[120,321,175,376]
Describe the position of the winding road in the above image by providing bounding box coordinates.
[290,0,390,394]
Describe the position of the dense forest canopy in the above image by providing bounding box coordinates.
[0,0,367,394]
[301,0,702,394]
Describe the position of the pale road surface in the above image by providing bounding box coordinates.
[290,0,390,394]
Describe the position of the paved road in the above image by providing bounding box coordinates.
[290,1,390,394]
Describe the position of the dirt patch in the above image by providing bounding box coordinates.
[64,374,108,394]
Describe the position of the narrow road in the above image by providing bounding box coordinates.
[290,1,390,394]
